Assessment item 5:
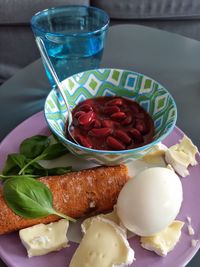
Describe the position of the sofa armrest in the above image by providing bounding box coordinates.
[0,0,89,24]
[91,0,200,20]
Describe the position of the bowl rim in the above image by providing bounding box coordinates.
[44,68,177,155]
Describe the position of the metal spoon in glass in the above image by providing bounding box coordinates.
[35,37,78,144]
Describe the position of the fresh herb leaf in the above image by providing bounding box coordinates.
[18,142,69,175]
[10,154,27,169]
[3,177,75,222]
[2,135,72,178]
[18,155,43,175]
[0,174,40,181]
[41,143,69,160]
[1,165,72,179]
[20,135,50,159]
[20,162,72,176]
[18,162,72,176]
[24,162,48,176]
[47,166,72,175]
[2,154,27,175]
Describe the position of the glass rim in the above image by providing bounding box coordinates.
[30,5,110,37]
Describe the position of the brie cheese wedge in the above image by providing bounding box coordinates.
[165,136,198,177]
[70,217,134,267]
[19,219,69,257]
[143,143,167,165]
[140,220,184,256]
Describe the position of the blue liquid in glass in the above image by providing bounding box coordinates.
[44,34,105,85]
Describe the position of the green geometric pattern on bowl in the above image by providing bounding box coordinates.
[45,68,177,165]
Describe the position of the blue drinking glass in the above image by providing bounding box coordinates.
[31,5,110,86]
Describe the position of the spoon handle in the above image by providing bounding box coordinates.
[35,37,72,123]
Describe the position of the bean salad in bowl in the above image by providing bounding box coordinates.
[44,68,177,165]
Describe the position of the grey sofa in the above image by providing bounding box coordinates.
[1,0,200,84]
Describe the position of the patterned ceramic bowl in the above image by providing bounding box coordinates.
[44,68,177,165]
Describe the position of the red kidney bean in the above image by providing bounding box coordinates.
[121,114,133,125]
[106,98,123,106]
[78,111,95,126]
[102,119,115,128]
[131,105,139,114]
[75,134,93,148]
[83,99,94,105]
[114,130,131,144]
[103,106,120,115]
[79,104,93,112]
[136,124,145,134]
[111,112,126,120]
[93,119,101,128]
[89,128,112,137]
[129,128,143,142]
[74,111,85,119]
[135,112,145,119]
[106,136,126,150]
[135,119,147,134]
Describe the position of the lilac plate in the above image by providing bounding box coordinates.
[0,111,200,267]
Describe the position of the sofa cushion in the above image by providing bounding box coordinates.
[91,0,200,19]
[0,0,89,24]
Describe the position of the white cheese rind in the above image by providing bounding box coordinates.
[186,216,195,235]
[82,209,127,235]
[165,149,190,177]
[165,136,198,177]
[19,219,69,257]
[140,220,184,256]
[142,143,167,165]
[188,225,195,236]
[70,217,135,267]
[186,216,192,224]
[191,239,199,247]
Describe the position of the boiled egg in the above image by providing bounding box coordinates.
[116,167,183,236]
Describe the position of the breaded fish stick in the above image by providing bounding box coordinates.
[0,165,129,235]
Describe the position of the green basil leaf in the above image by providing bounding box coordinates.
[11,154,27,168]
[18,143,69,175]
[41,143,69,160]
[2,154,27,175]
[0,174,40,181]
[24,162,48,176]
[22,162,72,176]
[3,177,53,218]
[3,177,75,222]
[3,134,72,179]
[18,154,45,175]
[47,166,72,175]
[20,135,50,159]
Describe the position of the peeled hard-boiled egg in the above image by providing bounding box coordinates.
[116,167,183,236]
